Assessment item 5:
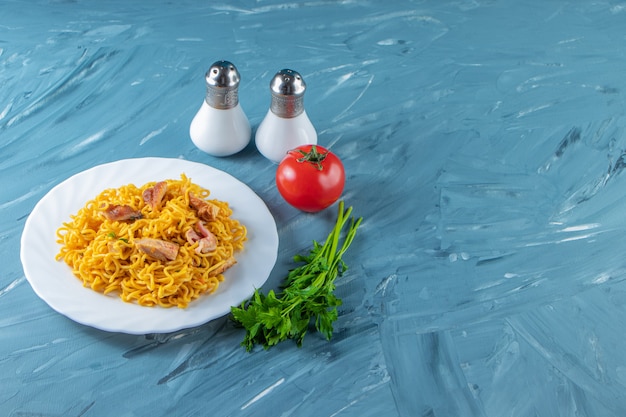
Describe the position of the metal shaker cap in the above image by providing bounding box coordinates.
[269,69,306,118]
[204,60,240,110]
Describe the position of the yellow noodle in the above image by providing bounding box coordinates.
[55,174,246,308]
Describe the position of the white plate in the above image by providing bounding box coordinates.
[20,157,278,334]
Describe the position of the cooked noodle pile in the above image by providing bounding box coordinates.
[55,174,246,308]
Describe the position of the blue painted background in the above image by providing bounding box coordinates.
[3,1,626,415]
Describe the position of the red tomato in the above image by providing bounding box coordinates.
[276,145,345,212]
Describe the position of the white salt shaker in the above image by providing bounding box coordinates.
[255,69,317,163]
[190,60,251,157]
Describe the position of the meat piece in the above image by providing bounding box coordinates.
[142,181,168,210]
[102,204,142,221]
[196,233,217,253]
[135,238,179,261]
[189,193,220,221]
[209,257,236,277]
[186,221,218,254]
[195,220,212,237]
[185,228,201,244]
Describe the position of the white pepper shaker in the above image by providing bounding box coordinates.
[255,69,317,163]
[190,60,251,157]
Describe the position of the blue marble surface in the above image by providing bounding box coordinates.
[3,0,626,415]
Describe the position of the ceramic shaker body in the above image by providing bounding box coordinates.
[190,60,251,157]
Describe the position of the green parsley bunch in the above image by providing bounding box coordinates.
[231,201,362,351]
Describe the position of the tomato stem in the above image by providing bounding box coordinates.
[295,145,328,171]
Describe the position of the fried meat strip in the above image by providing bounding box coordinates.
[185,221,218,254]
[142,181,168,210]
[189,193,220,221]
[134,238,179,261]
[102,205,143,221]
[209,257,236,277]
